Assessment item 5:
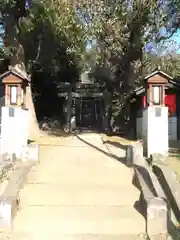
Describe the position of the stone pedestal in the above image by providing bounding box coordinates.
[0,106,29,159]
[0,199,13,229]
[143,106,168,159]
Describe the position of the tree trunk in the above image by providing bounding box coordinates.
[26,83,41,139]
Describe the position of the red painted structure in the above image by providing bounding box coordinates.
[142,94,176,116]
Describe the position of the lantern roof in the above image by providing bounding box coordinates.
[134,70,180,97]
[0,66,30,84]
[144,70,173,81]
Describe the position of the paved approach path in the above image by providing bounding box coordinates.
[11,133,145,240]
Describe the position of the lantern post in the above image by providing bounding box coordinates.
[142,70,171,160]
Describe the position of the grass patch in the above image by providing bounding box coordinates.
[102,134,135,146]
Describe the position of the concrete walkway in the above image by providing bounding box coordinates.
[11,133,145,240]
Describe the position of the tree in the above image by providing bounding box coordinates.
[0,0,86,138]
[75,0,180,130]
[0,0,85,74]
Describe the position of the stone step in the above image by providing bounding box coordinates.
[27,166,133,186]
[29,166,132,177]
[9,233,147,240]
[38,146,126,171]
[13,206,145,235]
[20,184,140,206]
[39,150,124,165]
[39,144,125,160]
[33,160,128,171]
[27,173,133,186]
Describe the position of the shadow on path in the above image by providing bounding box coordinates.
[103,140,128,151]
[75,134,126,166]
[168,221,180,240]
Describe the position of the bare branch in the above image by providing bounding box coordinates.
[33,36,42,64]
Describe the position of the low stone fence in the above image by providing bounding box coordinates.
[153,164,180,223]
[0,142,39,231]
[0,161,34,230]
[126,142,170,239]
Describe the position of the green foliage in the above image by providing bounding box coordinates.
[76,0,180,128]
[77,1,164,88]
[19,1,85,78]
[0,0,86,81]
[143,52,180,77]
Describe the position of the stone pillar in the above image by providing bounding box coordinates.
[143,106,168,160]
[147,197,169,239]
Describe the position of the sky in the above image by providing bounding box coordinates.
[160,29,180,54]
[171,29,180,50]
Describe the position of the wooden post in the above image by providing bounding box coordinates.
[176,92,180,140]
[75,98,80,127]
[103,90,109,133]
[17,84,21,106]
[129,100,137,140]
[66,87,72,132]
